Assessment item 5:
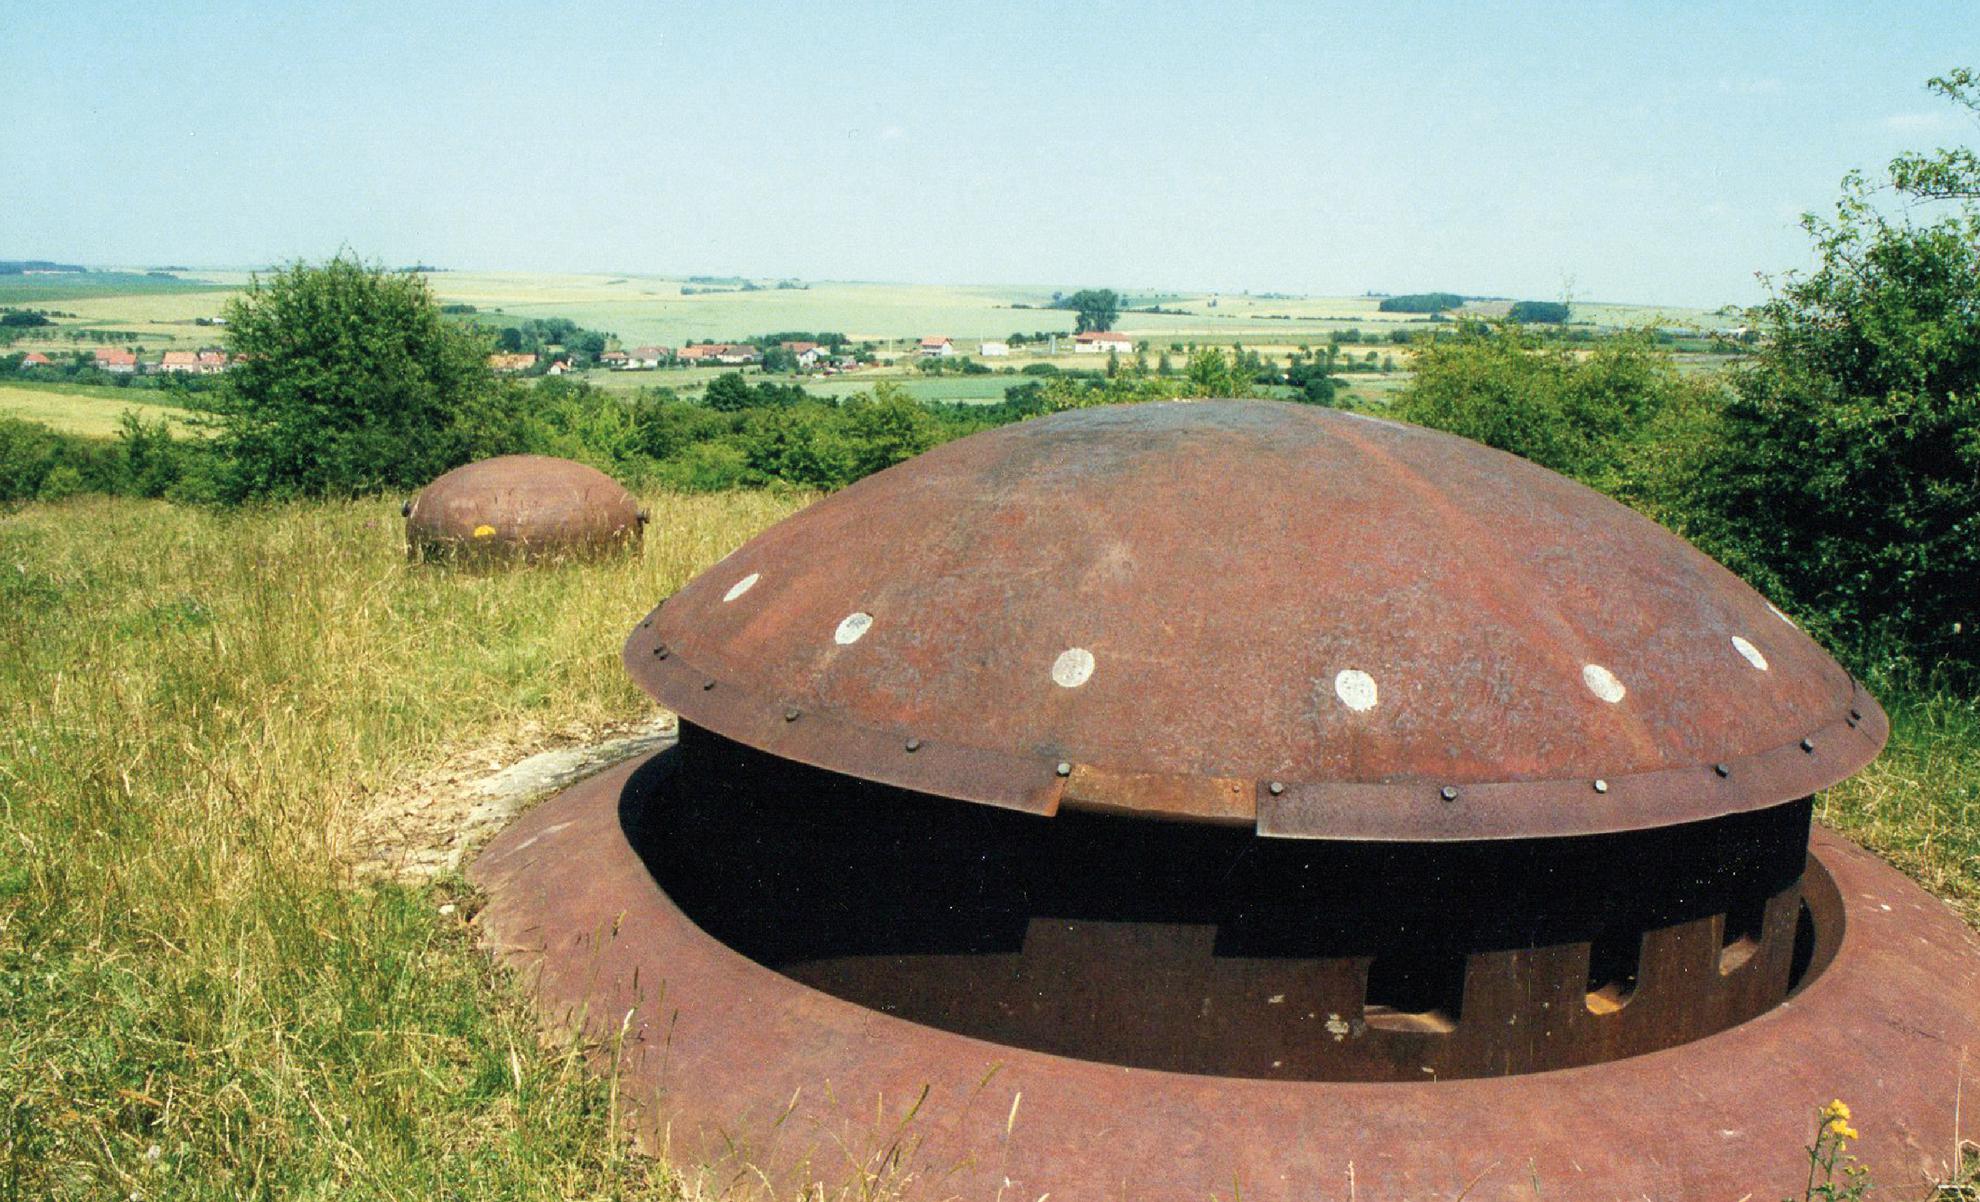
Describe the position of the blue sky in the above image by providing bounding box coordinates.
[3,2,1975,306]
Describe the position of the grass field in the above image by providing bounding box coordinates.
[0,490,1974,1199]
[0,491,808,1200]
[0,380,203,436]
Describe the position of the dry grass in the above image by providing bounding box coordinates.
[0,489,805,1200]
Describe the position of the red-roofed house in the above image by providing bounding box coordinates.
[18,352,53,371]
[599,350,630,367]
[1073,331,1132,355]
[918,336,955,358]
[489,353,538,373]
[94,347,138,373]
[628,346,671,369]
[677,345,716,363]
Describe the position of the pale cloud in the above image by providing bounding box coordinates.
[878,125,905,142]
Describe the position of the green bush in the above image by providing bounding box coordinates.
[1662,178,1980,676]
[1392,324,1702,489]
[209,256,503,500]
[1508,300,1570,324]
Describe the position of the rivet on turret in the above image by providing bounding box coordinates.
[1440,786,1459,803]
[1268,781,1285,796]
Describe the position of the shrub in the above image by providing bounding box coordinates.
[1392,324,1700,489]
[209,256,502,500]
[1508,300,1570,324]
[1664,175,1980,676]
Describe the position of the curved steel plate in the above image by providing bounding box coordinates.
[629,400,1883,839]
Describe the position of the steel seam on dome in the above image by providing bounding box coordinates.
[624,622,1888,840]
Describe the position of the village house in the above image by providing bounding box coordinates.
[18,352,53,371]
[678,343,762,366]
[1072,331,1133,355]
[546,359,575,376]
[979,340,1010,357]
[599,350,630,368]
[93,347,138,374]
[627,346,670,369]
[157,350,230,374]
[918,336,956,358]
[780,340,824,368]
[488,352,538,373]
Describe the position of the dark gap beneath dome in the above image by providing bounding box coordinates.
[628,724,1834,1082]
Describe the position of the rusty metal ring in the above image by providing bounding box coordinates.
[473,752,1980,1201]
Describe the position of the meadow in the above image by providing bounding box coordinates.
[0,380,202,437]
[0,488,1974,1201]
[0,490,808,1200]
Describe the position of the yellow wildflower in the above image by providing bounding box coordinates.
[473,524,496,538]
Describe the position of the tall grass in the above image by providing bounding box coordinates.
[0,491,805,1200]
[1,492,1974,1199]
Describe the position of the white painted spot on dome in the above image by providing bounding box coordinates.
[1766,601,1799,629]
[1582,663,1627,704]
[1333,669,1379,712]
[1051,648,1095,689]
[1731,635,1769,671]
[834,612,873,645]
[722,573,760,602]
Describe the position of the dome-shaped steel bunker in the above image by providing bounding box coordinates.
[474,401,1980,1201]
[406,454,643,561]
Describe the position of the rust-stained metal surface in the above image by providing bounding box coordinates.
[471,751,1980,1201]
[627,400,1886,839]
[406,454,642,562]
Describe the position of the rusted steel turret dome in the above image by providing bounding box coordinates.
[628,400,1883,836]
[406,454,643,562]
[475,400,1980,1202]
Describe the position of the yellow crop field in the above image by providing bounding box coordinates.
[0,381,204,436]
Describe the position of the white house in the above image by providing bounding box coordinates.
[1072,331,1132,355]
[978,341,1010,357]
[918,336,956,358]
[627,346,670,369]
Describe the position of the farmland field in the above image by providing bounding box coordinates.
[3,269,1720,365]
[0,380,203,436]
